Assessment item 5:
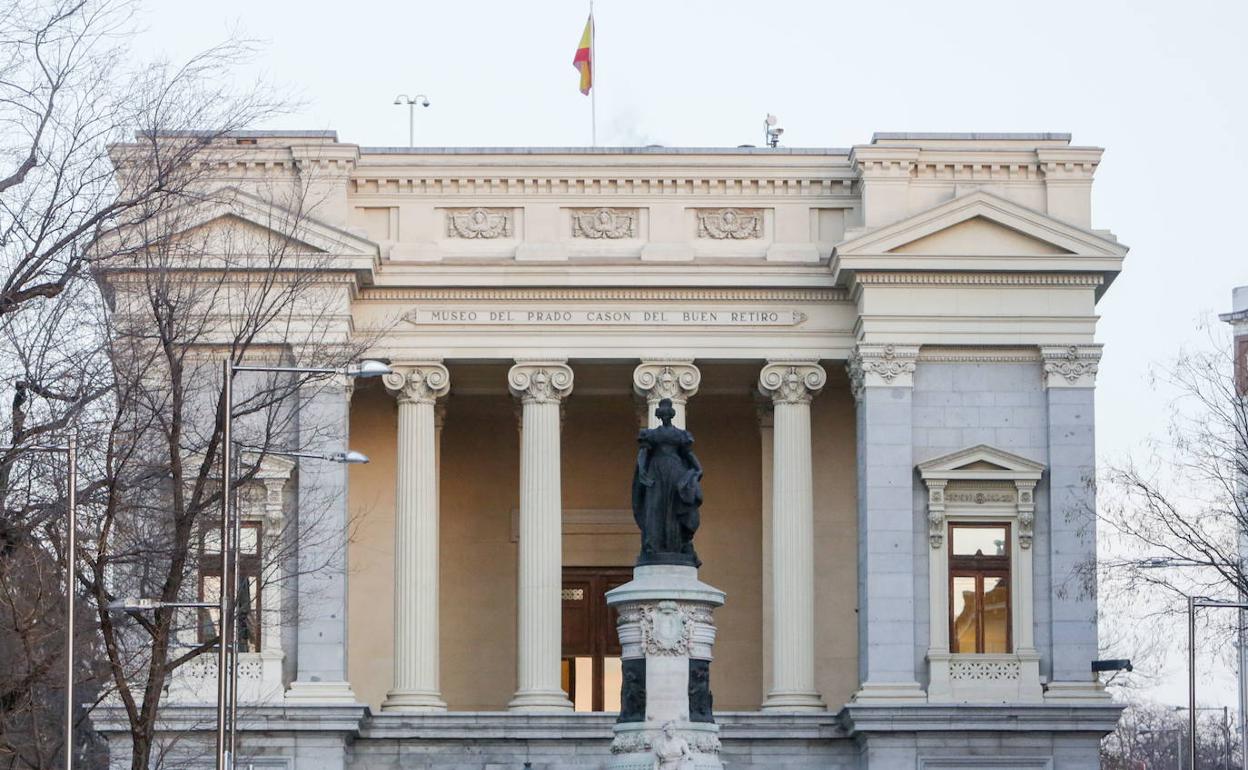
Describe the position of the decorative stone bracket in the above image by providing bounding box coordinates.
[1041,344,1101,388]
[846,344,919,399]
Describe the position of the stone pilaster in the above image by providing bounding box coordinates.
[633,360,701,429]
[846,344,926,704]
[1040,344,1105,700]
[757,361,826,711]
[287,375,358,704]
[380,364,450,712]
[507,361,575,711]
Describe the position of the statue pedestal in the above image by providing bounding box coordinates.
[605,565,726,770]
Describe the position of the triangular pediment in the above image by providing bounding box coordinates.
[836,191,1126,259]
[168,189,379,258]
[886,215,1074,256]
[179,213,328,254]
[918,444,1045,481]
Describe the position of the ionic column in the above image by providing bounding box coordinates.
[758,361,827,712]
[508,361,575,711]
[633,360,701,428]
[379,364,450,712]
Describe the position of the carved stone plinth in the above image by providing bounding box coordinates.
[605,565,725,770]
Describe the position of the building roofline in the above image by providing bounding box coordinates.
[871,131,1072,143]
[136,129,340,140]
[358,145,851,156]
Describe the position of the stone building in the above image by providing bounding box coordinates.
[96,131,1126,769]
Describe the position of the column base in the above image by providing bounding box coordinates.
[380,690,448,712]
[285,680,359,705]
[850,681,927,704]
[507,689,574,712]
[761,690,826,712]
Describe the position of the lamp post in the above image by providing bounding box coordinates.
[1,435,77,770]
[393,94,430,146]
[1186,596,1248,770]
[1140,557,1248,770]
[217,359,389,770]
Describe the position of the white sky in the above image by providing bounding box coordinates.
[132,0,1248,709]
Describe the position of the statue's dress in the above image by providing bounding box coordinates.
[632,424,702,566]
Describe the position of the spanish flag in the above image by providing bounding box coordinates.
[573,14,593,95]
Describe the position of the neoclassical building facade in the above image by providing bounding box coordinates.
[97,131,1126,769]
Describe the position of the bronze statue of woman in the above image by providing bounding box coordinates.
[631,398,704,567]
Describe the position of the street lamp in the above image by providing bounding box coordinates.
[1,436,77,770]
[393,93,430,147]
[217,359,389,770]
[1141,556,1248,770]
[1186,596,1248,770]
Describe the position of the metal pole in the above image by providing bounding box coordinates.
[216,359,232,770]
[1240,590,1247,770]
[590,0,596,147]
[1191,594,1199,770]
[408,101,414,147]
[64,433,76,770]
[228,445,241,764]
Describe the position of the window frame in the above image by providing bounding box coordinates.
[947,521,1012,654]
[198,520,263,651]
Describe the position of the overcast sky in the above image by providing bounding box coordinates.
[132,0,1248,707]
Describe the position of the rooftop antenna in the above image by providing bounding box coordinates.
[764,114,784,148]
[394,93,431,146]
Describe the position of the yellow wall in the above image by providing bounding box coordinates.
[346,363,858,712]
[811,370,860,706]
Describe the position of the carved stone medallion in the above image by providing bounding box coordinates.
[572,207,637,239]
[696,208,762,239]
[642,601,691,656]
[446,207,512,239]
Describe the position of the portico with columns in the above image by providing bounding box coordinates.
[95,130,1130,770]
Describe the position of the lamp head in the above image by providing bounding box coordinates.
[346,359,392,378]
[332,450,370,465]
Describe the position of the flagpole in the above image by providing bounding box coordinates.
[590,0,597,147]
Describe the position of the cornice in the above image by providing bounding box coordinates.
[916,347,1042,364]
[853,272,1104,287]
[349,175,856,198]
[356,287,850,302]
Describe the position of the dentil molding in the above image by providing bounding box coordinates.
[382,363,450,404]
[846,344,920,398]
[508,361,574,404]
[1040,344,1101,388]
[632,361,701,404]
[758,361,827,404]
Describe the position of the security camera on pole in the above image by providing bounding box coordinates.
[393,94,430,147]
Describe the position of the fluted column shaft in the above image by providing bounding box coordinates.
[758,361,827,712]
[633,360,701,429]
[508,361,575,711]
[381,364,450,712]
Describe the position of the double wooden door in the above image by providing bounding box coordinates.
[561,566,632,712]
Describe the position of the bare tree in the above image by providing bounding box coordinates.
[78,156,376,770]
[0,3,305,769]
[1102,699,1239,770]
[1099,325,1246,623]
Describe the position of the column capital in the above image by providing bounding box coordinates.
[1041,344,1101,388]
[758,361,826,405]
[632,360,701,404]
[508,361,574,404]
[846,344,919,399]
[383,363,451,405]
